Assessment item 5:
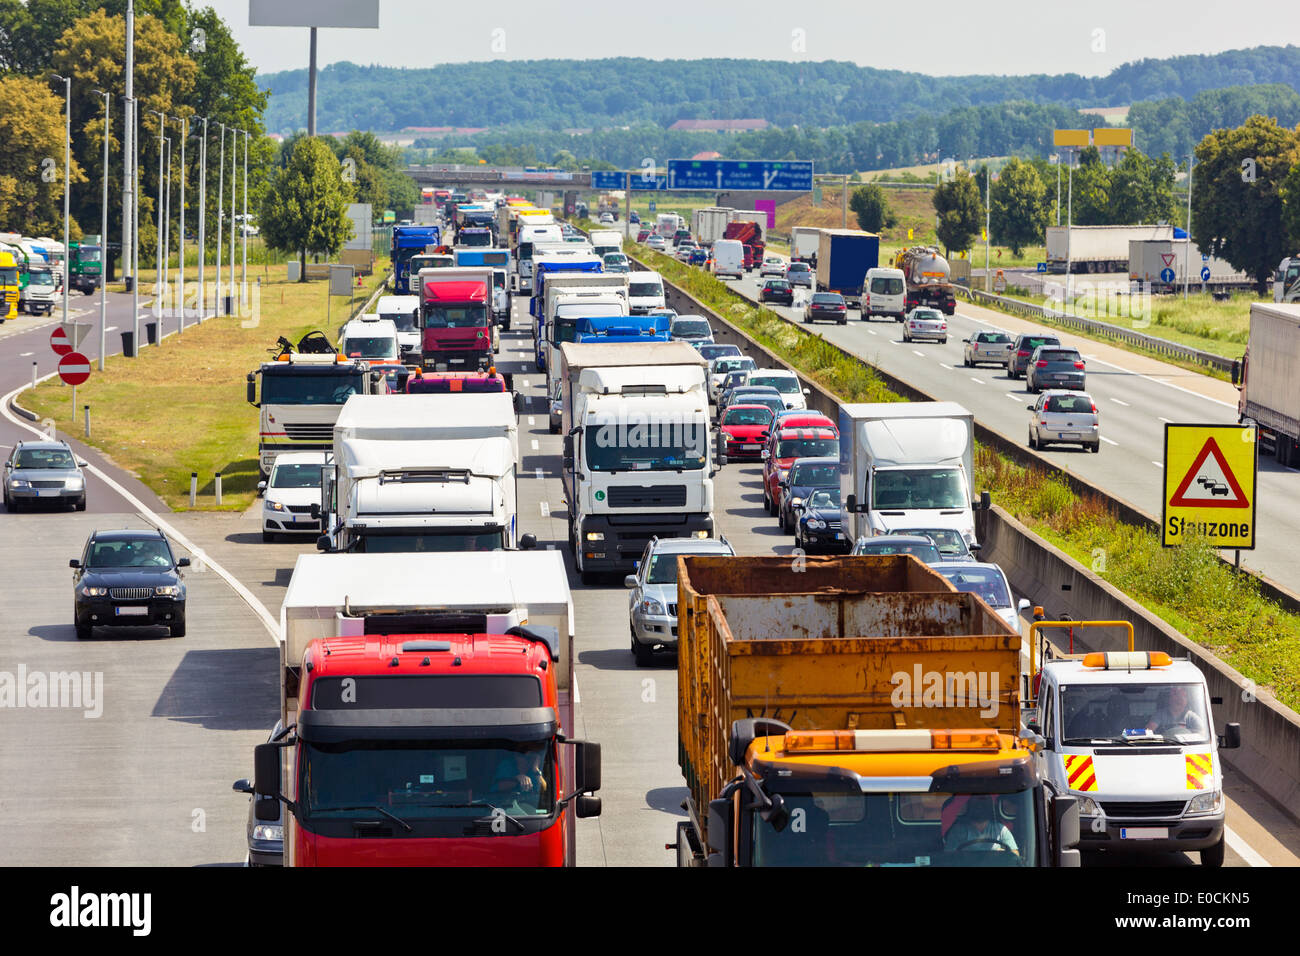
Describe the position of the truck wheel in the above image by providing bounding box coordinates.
[1201,834,1225,868]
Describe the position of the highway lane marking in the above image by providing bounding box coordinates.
[1158,416,1174,423]
[1005,393,1024,401]
[939,363,953,370]
[19,352,32,357]
[535,467,543,480]
[530,439,539,451]
[912,350,925,357]
[1100,436,1119,446]
[866,328,877,335]
[574,674,580,704]
[970,377,985,385]
[539,501,550,517]
[1110,397,1130,407]
[1151,460,1162,467]
[527,416,535,426]
[1225,826,1270,867]
[1,375,279,640]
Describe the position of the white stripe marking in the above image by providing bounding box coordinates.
[1110,397,1130,407]
[539,501,549,517]
[970,377,985,385]
[530,439,539,451]
[573,675,580,704]
[866,328,877,335]
[1006,393,1024,402]
[1158,416,1174,423]
[912,350,925,357]
[1100,436,1119,445]
[1225,826,1270,867]
[528,416,535,426]
[1151,460,1162,467]
[19,352,32,357]
[535,467,543,480]
[939,363,953,370]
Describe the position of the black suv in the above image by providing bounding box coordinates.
[1006,333,1062,379]
[71,528,189,639]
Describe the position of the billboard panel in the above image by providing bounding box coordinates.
[249,0,379,28]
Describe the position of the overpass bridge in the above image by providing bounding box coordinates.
[405,164,594,190]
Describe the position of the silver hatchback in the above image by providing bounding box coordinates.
[4,440,88,511]
[962,330,1013,367]
[1028,390,1100,452]
[625,535,735,666]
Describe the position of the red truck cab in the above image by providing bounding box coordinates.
[420,271,493,372]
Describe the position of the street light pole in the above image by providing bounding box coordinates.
[123,0,134,291]
[147,109,166,322]
[177,115,186,332]
[163,135,171,314]
[131,98,140,352]
[1184,152,1194,302]
[93,89,110,370]
[196,117,206,321]
[216,122,225,315]
[241,129,249,311]
[984,163,991,293]
[53,74,71,329]
[229,127,237,315]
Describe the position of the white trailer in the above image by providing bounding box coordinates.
[1046,224,1174,274]
[790,226,821,264]
[1237,302,1300,466]
[692,207,733,247]
[1129,239,1251,293]
[321,392,528,553]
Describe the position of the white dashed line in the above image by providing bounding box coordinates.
[1006,393,1024,402]
[1151,460,1162,467]
[939,363,953,370]
[534,467,543,480]
[912,350,925,357]
[866,329,877,335]
[1110,398,1130,407]
[539,501,550,517]
[528,416,535,426]
[1100,436,1119,446]
[530,439,539,451]
[19,352,32,357]
[970,377,985,385]
[1158,416,1174,423]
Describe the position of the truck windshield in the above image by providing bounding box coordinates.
[27,268,53,285]
[751,790,1037,866]
[458,231,491,247]
[423,304,488,328]
[585,422,707,472]
[302,740,556,821]
[78,245,102,263]
[1059,682,1210,745]
[355,530,506,552]
[872,468,966,510]
[629,279,662,298]
[343,337,397,360]
[261,370,365,405]
[380,311,419,333]
[0,267,17,286]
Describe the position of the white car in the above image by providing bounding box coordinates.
[744,368,809,410]
[1028,390,1100,453]
[929,561,1031,635]
[599,212,615,224]
[759,257,787,278]
[259,452,328,542]
[902,307,948,344]
[645,235,667,252]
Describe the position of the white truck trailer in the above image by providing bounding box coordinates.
[1046,224,1174,274]
[1236,302,1300,466]
[838,401,979,549]
[1129,239,1251,293]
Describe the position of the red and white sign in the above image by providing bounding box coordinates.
[57,351,91,386]
[50,326,72,355]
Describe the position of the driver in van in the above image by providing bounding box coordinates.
[1145,685,1205,736]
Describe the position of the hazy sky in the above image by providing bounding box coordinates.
[209,0,1300,78]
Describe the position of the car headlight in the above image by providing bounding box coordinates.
[251,824,283,842]
[64,477,84,490]
[79,586,108,597]
[9,479,29,489]
[790,497,804,510]
[585,532,604,542]
[264,499,285,512]
[807,518,824,530]
[1076,796,1102,816]
[154,585,182,596]
[639,598,665,616]
[720,431,735,441]
[693,530,709,538]
[1188,790,1222,814]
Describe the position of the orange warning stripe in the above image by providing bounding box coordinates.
[1186,753,1212,790]
[1064,754,1098,792]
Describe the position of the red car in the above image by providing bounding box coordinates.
[636,228,651,242]
[716,404,774,461]
[762,424,839,515]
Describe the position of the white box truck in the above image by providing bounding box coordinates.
[839,401,979,549]
[1046,224,1173,274]
[1236,302,1300,466]
[790,226,821,265]
[1129,239,1250,293]
[692,207,733,247]
[319,392,531,554]
[559,341,716,582]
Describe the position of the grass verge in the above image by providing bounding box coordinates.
[630,240,1299,711]
[23,259,391,512]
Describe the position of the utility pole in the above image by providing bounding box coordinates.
[123,0,134,291]
[216,122,225,315]
[984,163,991,293]
[177,115,186,331]
[196,118,206,320]
[1055,154,1061,226]
[1184,152,1193,302]
[1066,154,1074,296]
[307,28,317,136]
[53,75,71,328]
[147,109,165,319]
[229,127,237,314]
[94,89,110,369]
[131,99,140,352]
[242,129,249,311]
[841,174,848,230]
[163,135,171,313]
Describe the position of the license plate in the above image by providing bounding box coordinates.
[744,444,759,450]
[1120,827,1169,840]
[1060,432,1079,438]
[835,532,844,539]
[37,489,62,497]
[115,606,148,617]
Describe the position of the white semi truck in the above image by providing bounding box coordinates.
[838,401,979,550]
[559,341,717,583]
[1235,302,1300,467]
[1129,239,1251,293]
[1046,224,1174,274]
[318,392,532,554]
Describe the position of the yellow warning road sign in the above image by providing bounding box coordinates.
[1162,424,1257,549]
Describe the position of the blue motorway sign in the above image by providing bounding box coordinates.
[1160,267,1176,284]
[589,170,667,191]
[667,159,814,192]
[648,201,656,213]
[1036,262,1047,273]
[1201,266,1212,282]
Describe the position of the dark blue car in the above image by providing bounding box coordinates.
[778,456,840,535]
[795,487,849,554]
[689,247,708,266]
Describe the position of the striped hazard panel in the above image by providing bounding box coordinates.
[1185,753,1212,790]
[1063,754,1098,792]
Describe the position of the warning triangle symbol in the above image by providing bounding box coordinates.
[1160,253,1177,267]
[1169,437,1249,508]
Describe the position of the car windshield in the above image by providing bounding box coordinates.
[911,310,943,321]
[714,358,755,376]
[872,469,966,509]
[629,280,662,297]
[1045,395,1093,413]
[88,539,172,568]
[980,333,1012,344]
[701,345,742,362]
[673,321,710,337]
[1021,337,1058,350]
[856,539,942,561]
[787,263,810,273]
[261,370,365,405]
[271,463,324,489]
[766,280,791,290]
[302,739,555,820]
[15,448,74,469]
[870,277,904,294]
[379,311,419,333]
[423,304,488,328]
[897,528,969,557]
[751,789,1037,867]
[937,566,1010,608]
[789,462,838,486]
[646,553,685,585]
[778,438,837,458]
[1039,350,1079,363]
[807,489,840,510]
[812,294,842,305]
[751,375,799,394]
[723,407,773,426]
[342,336,396,360]
[604,255,627,266]
[1059,682,1210,745]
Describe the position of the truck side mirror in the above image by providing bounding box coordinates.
[1219,722,1241,750]
[571,740,601,793]
[246,373,257,407]
[252,742,281,802]
[562,434,574,470]
[706,796,734,865]
[1053,795,1081,866]
[980,491,991,511]
[257,480,266,497]
[846,494,857,514]
[315,535,331,552]
[309,503,320,519]
[1230,360,1240,386]
[575,795,602,818]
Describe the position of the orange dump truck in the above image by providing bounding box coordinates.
[671,554,1081,867]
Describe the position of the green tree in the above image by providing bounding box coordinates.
[932,169,984,256]
[1281,161,1300,251]
[1108,149,1177,224]
[0,0,185,74]
[0,74,87,234]
[849,183,896,233]
[1069,146,1111,225]
[260,136,353,280]
[1190,115,1300,292]
[989,158,1049,256]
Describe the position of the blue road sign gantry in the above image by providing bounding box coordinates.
[590,170,622,190]
[666,159,814,191]
[590,170,667,191]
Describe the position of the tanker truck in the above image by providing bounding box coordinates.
[894,246,956,315]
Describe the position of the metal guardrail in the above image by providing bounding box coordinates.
[957,286,1237,374]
